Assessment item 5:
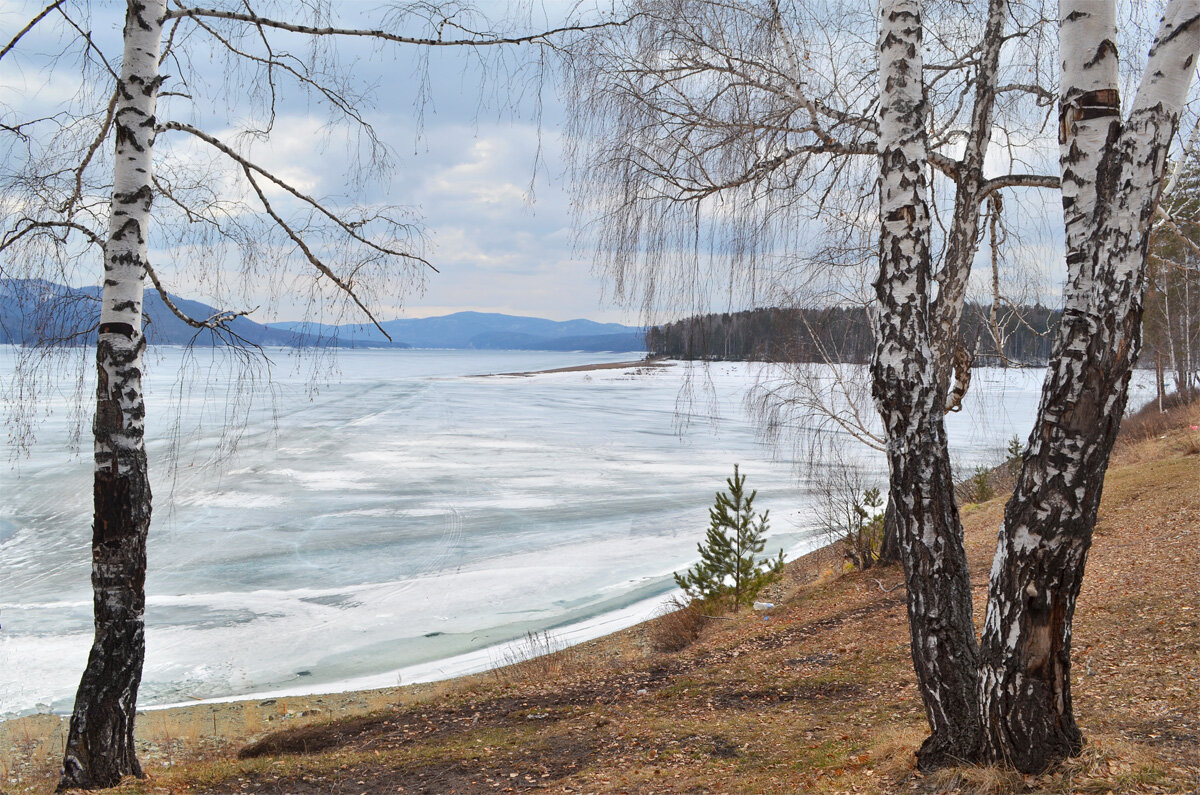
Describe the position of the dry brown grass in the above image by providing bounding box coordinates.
[1119,391,1199,443]
[490,630,584,685]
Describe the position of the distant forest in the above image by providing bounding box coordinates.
[646,304,1061,365]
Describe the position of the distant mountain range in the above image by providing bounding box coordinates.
[0,280,647,352]
[273,313,645,351]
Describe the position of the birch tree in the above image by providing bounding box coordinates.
[569,0,1199,774]
[870,0,983,764]
[977,0,1200,770]
[854,0,1197,771]
[2,1,621,788]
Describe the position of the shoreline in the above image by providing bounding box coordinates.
[1,539,840,783]
[144,530,822,713]
[480,357,670,377]
[2,526,820,723]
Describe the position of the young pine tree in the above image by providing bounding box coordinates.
[675,465,785,612]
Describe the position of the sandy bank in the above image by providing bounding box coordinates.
[480,357,672,377]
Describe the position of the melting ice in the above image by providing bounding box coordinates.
[0,348,1153,715]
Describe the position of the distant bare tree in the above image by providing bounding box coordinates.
[1145,129,1200,402]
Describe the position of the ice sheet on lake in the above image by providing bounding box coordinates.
[0,348,1154,715]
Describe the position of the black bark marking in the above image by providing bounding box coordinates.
[94,470,137,547]
[114,183,152,209]
[1083,40,1118,70]
[99,322,135,338]
[110,218,142,242]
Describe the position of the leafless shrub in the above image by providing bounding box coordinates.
[1181,432,1200,456]
[649,596,709,653]
[1119,391,1200,442]
[492,631,581,684]
[955,465,997,506]
[815,462,885,571]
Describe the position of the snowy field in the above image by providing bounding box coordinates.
[0,347,1153,715]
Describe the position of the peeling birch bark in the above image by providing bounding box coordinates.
[877,0,1007,566]
[59,0,165,789]
[978,0,1199,773]
[872,0,982,769]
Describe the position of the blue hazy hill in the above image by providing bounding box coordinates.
[1,281,645,351]
[0,280,385,347]
[270,311,646,351]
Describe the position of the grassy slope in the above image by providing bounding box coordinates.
[19,402,1200,795]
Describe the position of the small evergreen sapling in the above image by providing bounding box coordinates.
[841,486,885,570]
[674,465,785,612]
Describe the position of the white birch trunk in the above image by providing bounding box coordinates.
[978,0,1199,773]
[60,0,165,788]
[872,0,982,768]
[1056,0,1121,318]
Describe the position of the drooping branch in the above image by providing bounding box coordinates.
[180,13,372,136]
[58,88,119,216]
[51,3,120,81]
[143,260,257,331]
[0,218,104,252]
[239,163,391,339]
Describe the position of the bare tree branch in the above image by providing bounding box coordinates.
[239,163,392,339]
[143,259,257,330]
[1,218,104,252]
[0,0,65,62]
[158,120,433,271]
[165,4,637,48]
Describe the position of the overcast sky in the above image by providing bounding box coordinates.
[6,2,1191,331]
[0,0,637,324]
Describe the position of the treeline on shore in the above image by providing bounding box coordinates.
[646,303,1061,365]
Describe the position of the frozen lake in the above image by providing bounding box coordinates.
[0,347,1153,715]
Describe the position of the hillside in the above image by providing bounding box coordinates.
[4,400,1197,794]
[647,304,1060,364]
[0,280,343,348]
[0,280,645,351]
[270,312,646,352]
